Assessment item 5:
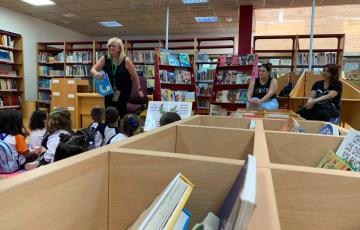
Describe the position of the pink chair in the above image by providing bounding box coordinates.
[126,76,147,114]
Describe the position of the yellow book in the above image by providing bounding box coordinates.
[317,150,354,171]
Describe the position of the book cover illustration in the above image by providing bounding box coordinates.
[179,53,192,67]
[219,55,226,67]
[160,70,168,83]
[246,54,256,65]
[167,72,176,84]
[231,55,239,66]
[335,129,360,171]
[317,151,354,171]
[95,71,113,96]
[320,123,340,136]
[159,48,168,65]
[225,55,232,66]
[168,52,180,66]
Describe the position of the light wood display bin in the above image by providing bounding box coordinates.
[0,115,359,230]
[290,71,360,130]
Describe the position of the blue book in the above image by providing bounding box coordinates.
[179,53,191,67]
[95,71,113,96]
[168,53,181,66]
[173,208,192,230]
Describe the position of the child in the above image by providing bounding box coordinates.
[89,107,104,131]
[28,110,47,153]
[94,106,120,147]
[0,110,30,172]
[159,112,181,126]
[25,108,72,170]
[108,114,139,144]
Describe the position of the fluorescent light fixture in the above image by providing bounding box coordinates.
[21,0,55,6]
[182,0,208,4]
[195,16,218,23]
[98,21,123,28]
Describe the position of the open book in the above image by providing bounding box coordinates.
[218,154,256,230]
[128,173,194,230]
[335,129,360,171]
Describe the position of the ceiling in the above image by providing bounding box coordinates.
[0,0,360,36]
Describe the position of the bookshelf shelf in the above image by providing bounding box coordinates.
[65,62,92,65]
[0,89,22,93]
[0,75,23,79]
[0,46,21,52]
[197,95,211,98]
[196,61,218,65]
[38,88,51,91]
[38,62,64,65]
[216,65,253,70]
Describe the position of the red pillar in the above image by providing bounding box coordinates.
[238,5,254,55]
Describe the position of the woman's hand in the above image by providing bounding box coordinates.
[305,98,315,109]
[94,72,102,80]
[138,89,144,98]
[248,98,261,106]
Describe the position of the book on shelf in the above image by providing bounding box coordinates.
[279,118,305,133]
[131,50,155,64]
[0,35,14,48]
[159,48,168,65]
[146,79,155,94]
[160,69,192,85]
[38,79,51,89]
[66,51,92,63]
[192,212,220,230]
[197,69,215,81]
[198,99,210,109]
[335,129,360,172]
[129,173,194,230]
[0,79,18,91]
[38,92,50,102]
[197,52,210,63]
[319,123,340,136]
[38,52,64,63]
[168,52,181,67]
[135,65,155,79]
[218,154,256,230]
[0,50,14,63]
[96,51,107,62]
[39,66,64,77]
[218,54,256,67]
[65,65,91,77]
[161,89,195,102]
[0,70,17,77]
[216,71,250,85]
[215,90,247,104]
[179,53,191,67]
[297,52,337,66]
[197,83,212,96]
[317,151,354,171]
[209,104,227,116]
[0,95,21,107]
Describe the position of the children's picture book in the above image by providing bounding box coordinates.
[167,72,176,84]
[168,52,180,66]
[210,104,227,116]
[95,71,113,96]
[160,70,168,83]
[280,118,304,133]
[231,55,239,66]
[319,123,340,136]
[159,48,168,65]
[218,55,226,67]
[144,101,192,131]
[179,53,191,67]
[161,89,195,102]
[317,151,354,171]
[246,54,256,65]
[215,90,247,104]
[335,129,360,171]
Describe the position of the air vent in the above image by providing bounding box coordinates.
[131,1,154,9]
[187,4,212,11]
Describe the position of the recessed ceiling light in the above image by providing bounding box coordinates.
[182,0,208,4]
[195,16,219,23]
[21,0,55,6]
[225,17,233,22]
[62,13,76,18]
[98,21,123,28]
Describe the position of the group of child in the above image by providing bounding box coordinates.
[0,106,182,174]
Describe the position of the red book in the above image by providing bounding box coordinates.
[219,55,226,67]
[231,55,239,66]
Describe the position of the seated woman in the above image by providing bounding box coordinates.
[247,63,279,110]
[298,64,342,122]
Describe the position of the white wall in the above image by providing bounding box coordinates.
[0,6,90,101]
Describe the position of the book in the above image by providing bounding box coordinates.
[0,50,14,63]
[209,104,227,116]
[0,35,14,48]
[66,51,92,63]
[216,71,250,85]
[231,55,239,66]
[168,53,180,66]
[179,53,191,67]
[191,212,219,230]
[129,173,194,230]
[246,54,256,65]
[159,48,168,65]
[95,71,113,96]
[335,129,360,172]
[161,89,195,102]
[215,90,247,104]
[173,209,191,230]
[218,55,226,67]
[317,150,354,171]
[280,118,304,133]
[218,154,256,230]
[319,123,340,136]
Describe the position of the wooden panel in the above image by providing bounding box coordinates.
[182,116,252,129]
[290,71,306,98]
[272,165,360,230]
[176,125,254,160]
[341,100,360,130]
[108,149,280,230]
[0,151,109,230]
[266,132,344,167]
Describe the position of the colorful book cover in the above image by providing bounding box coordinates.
[320,123,340,136]
[246,54,256,65]
[219,55,226,67]
[317,151,354,171]
[182,71,192,84]
[167,72,176,83]
[95,71,113,96]
[184,92,195,102]
[225,55,232,66]
[160,70,167,83]
[179,53,191,67]
[335,129,360,171]
[231,55,239,66]
[159,48,168,65]
[239,56,247,66]
[168,53,180,66]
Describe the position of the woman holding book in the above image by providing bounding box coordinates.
[247,63,279,110]
[298,64,342,122]
[91,37,144,118]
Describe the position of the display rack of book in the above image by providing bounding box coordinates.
[126,40,160,96]
[0,30,24,111]
[210,54,258,113]
[154,48,198,113]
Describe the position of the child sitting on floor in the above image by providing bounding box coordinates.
[89,107,104,131]
[28,110,47,154]
[160,112,181,126]
[108,114,139,144]
[25,107,72,170]
[94,106,120,147]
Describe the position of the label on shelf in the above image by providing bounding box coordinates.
[68,94,75,99]
[67,80,75,85]
[53,92,60,96]
[52,79,59,84]
[68,107,75,111]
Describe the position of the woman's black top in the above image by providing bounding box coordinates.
[252,77,276,100]
[311,80,342,110]
[103,55,132,93]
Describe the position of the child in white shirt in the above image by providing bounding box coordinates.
[108,114,139,144]
[94,106,119,147]
[28,110,47,153]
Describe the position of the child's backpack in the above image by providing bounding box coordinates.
[0,134,21,173]
[76,123,106,149]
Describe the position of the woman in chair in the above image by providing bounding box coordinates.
[247,63,279,110]
[298,64,342,122]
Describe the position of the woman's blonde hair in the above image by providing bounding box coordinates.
[107,37,125,63]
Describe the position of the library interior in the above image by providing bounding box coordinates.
[1,0,360,229]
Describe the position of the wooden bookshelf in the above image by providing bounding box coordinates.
[1,116,359,230]
[0,30,24,113]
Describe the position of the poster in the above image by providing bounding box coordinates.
[144,101,192,131]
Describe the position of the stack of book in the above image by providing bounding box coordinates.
[0,50,14,63]
[0,79,17,91]
[216,70,251,85]
[279,118,305,133]
[160,70,192,85]
[216,90,247,104]
[0,35,14,48]
[161,89,195,102]
[218,54,257,67]
[66,51,92,63]
[160,49,192,67]
[66,65,91,77]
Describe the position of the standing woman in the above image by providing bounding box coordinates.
[247,63,279,110]
[91,37,144,117]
